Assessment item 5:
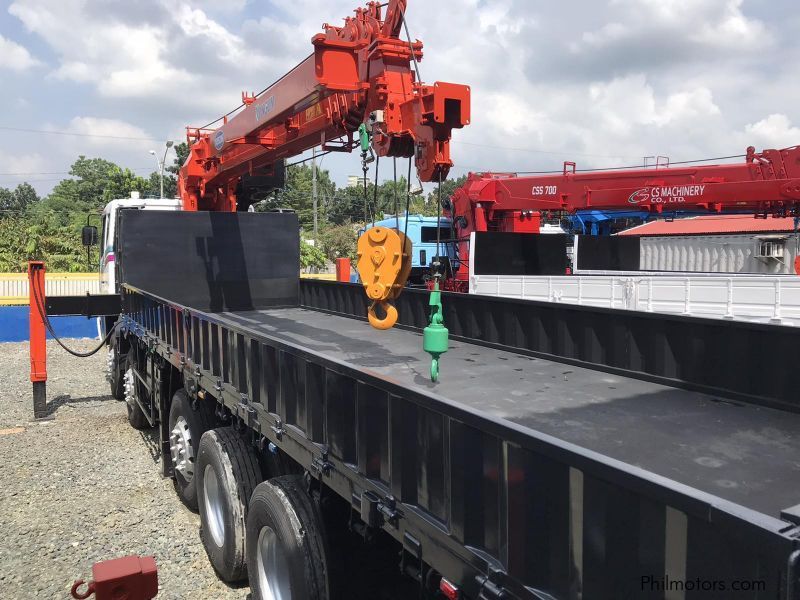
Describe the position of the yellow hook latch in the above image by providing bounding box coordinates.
[356,226,412,330]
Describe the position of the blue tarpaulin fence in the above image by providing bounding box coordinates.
[0,306,99,343]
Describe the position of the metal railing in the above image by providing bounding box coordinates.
[0,273,101,306]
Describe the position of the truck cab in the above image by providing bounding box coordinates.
[361,214,457,284]
[99,193,182,294]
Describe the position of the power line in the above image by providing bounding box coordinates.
[458,140,641,160]
[0,126,170,142]
[0,167,153,177]
[448,153,749,175]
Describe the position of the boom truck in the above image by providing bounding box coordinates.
[444,147,800,290]
[27,2,800,599]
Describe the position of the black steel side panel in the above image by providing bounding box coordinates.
[117,210,300,312]
[122,287,800,600]
[474,232,569,275]
[300,280,799,413]
[576,235,641,271]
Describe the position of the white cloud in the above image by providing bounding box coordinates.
[2,0,798,196]
[0,34,41,71]
[743,114,800,150]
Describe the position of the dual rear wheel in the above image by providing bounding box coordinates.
[194,427,332,599]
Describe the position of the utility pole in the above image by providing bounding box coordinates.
[149,140,174,199]
[312,146,318,243]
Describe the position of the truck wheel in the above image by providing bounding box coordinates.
[246,476,332,600]
[196,427,261,582]
[108,346,125,400]
[168,390,216,511]
[124,354,150,430]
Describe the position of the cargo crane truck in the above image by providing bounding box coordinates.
[444,147,800,290]
[27,2,800,599]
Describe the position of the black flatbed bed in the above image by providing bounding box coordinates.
[220,306,800,519]
[116,212,800,598]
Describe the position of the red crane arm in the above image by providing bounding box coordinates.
[179,0,470,212]
[450,145,800,231]
[445,145,800,287]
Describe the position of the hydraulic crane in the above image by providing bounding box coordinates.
[177,0,469,336]
[445,145,800,288]
[178,0,469,213]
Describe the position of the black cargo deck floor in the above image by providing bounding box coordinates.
[219,307,800,519]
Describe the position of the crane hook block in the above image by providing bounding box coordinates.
[423,282,448,382]
[357,227,412,330]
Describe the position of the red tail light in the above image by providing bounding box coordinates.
[440,577,459,600]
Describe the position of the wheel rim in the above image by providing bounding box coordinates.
[203,465,226,548]
[256,525,291,600]
[169,416,194,481]
[123,368,136,410]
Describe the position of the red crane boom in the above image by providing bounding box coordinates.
[178,0,470,212]
[447,145,800,286]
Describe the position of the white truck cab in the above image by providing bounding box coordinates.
[99,192,182,294]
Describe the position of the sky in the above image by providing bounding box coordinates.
[0,0,799,196]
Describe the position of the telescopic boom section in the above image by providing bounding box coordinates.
[179,0,470,212]
[447,145,800,282]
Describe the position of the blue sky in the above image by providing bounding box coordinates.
[0,0,798,197]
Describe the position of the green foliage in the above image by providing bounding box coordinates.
[260,164,336,229]
[300,239,327,270]
[318,223,359,262]
[40,156,152,222]
[0,182,40,216]
[0,213,91,272]
[0,149,471,274]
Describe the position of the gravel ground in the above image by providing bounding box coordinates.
[0,339,250,599]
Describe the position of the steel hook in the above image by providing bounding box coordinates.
[71,580,95,599]
[368,301,398,330]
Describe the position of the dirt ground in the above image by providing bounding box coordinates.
[0,339,249,599]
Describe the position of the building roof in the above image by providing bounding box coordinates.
[617,215,799,237]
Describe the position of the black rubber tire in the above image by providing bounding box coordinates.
[125,353,150,430]
[109,346,125,401]
[196,427,261,583]
[168,389,217,511]
[246,475,332,600]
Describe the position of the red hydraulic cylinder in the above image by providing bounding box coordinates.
[71,556,158,600]
[28,261,47,419]
[335,258,352,283]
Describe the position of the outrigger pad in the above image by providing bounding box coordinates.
[117,210,300,312]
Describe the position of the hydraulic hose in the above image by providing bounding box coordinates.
[31,276,116,358]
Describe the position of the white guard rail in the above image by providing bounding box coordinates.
[467,235,800,326]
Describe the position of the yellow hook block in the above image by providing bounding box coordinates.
[356,227,412,330]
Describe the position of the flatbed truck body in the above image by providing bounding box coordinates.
[60,209,800,599]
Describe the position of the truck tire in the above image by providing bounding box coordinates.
[246,475,332,600]
[124,353,150,430]
[108,346,125,400]
[168,389,216,511]
[196,427,261,582]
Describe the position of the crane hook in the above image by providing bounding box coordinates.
[368,301,399,330]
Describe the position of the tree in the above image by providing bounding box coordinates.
[318,223,359,262]
[166,142,190,175]
[424,175,467,215]
[326,185,368,226]
[0,182,40,216]
[300,239,327,270]
[263,164,336,230]
[0,213,88,272]
[159,141,190,199]
[42,156,150,221]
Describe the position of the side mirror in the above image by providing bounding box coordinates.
[82,225,98,247]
